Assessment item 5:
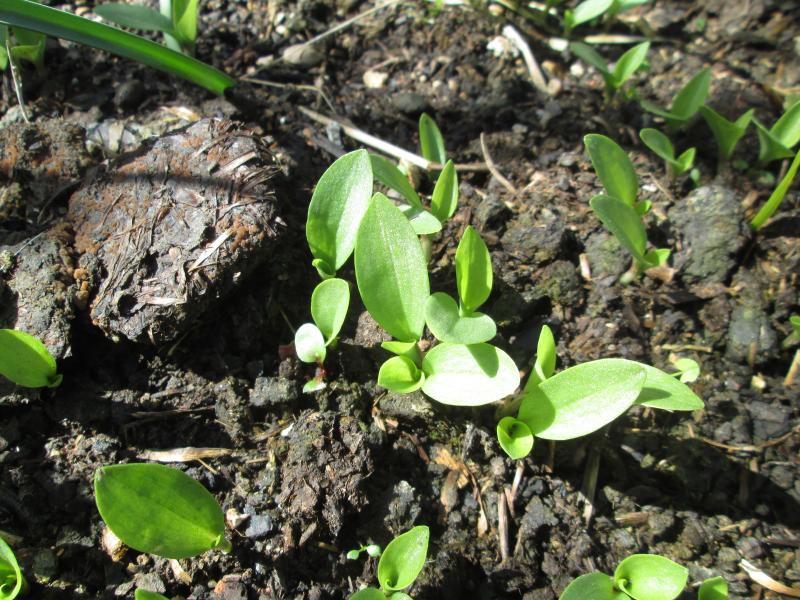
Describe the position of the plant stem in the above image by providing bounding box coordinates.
[785,349,800,387]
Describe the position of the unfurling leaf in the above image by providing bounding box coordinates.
[377,526,429,592]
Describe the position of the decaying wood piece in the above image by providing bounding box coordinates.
[68,119,282,344]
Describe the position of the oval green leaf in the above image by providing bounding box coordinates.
[378,356,425,393]
[671,67,711,120]
[93,4,174,34]
[370,154,422,209]
[698,576,728,600]
[612,41,650,89]
[0,328,61,388]
[534,324,556,383]
[497,417,534,460]
[569,42,610,77]
[518,358,646,440]
[590,194,647,263]
[559,572,627,600]
[455,225,492,314]
[640,128,676,164]
[430,160,458,222]
[349,588,386,600]
[570,0,613,27]
[421,343,519,406]
[399,204,443,235]
[0,536,23,600]
[770,100,800,149]
[135,590,169,600]
[584,134,638,206]
[311,278,350,343]
[424,293,496,344]
[170,0,197,46]
[614,554,688,600]
[754,119,795,164]
[377,525,429,592]
[635,362,703,410]
[94,463,229,560]
[295,323,326,364]
[381,341,422,365]
[419,113,446,166]
[355,193,429,342]
[307,150,373,274]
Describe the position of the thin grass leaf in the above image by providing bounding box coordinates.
[751,150,800,230]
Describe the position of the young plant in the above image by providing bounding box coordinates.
[569,41,650,99]
[640,67,711,131]
[136,591,169,600]
[346,543,382,561]
[698,576,728,600]
[419,113,446,168]
[750,149,800,230]
[0,536,25,600]
[670,357,700,383]
[0,0,234,95]
[698,105,753,164]
[0,328,62,388]
[0,22,46,73]
[753,100,800,165]
[584,134,671,277]
[560,554,689,600]
[94,463,231,559]
[95,0,198,55]
[639,128,696,179]
[294,278,350,392]
[349,526,429,600]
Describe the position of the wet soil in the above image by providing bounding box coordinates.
[1,1,800,599]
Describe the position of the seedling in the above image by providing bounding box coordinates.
[753,100,800,165]
[0,0,235,95]
[698,105,753,164]
[135,591,168,600]
[563,0,647,33]
[750,149,800,230]
[0,329,62,388]
[670,357,700,383]
[419,113,446,168]
[346,544,382,561]
[560,554,688,600]
[94,463,231,559]
[783,315,800,349]
[0,21,46,73]
[0,536,25,600]
[698,576,728,600]
[569,41,650,99]
[349,526,429,600]
[640,67,711,131]
[639,128,696,180]
[95,0,198,55]
[584,134,671,278]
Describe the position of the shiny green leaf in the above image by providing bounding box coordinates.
[699,106,752,161]
[569,42,610,76]
[171,0,197,47]
[422,343,519,406]
[584,134,638,206]
[518,358,646,440]
[135,591,169,600]
[424,292,496,344]
[611,41,650,89]
[349,589,385,600]
[455,226,492,313]
[430,160,458,222]
[0,536,24,600]
[770,100,800,148]
[698,576,728,600]
[614,554,688,600]
[294,323,326,364]
[527,324,556,388]
[635,362,703,410]
[496,417,534,460]
[568,0,613,28]
[355,194,429,342]
[370,154,422,209]
[311,278,350,343]
[590,194,647,264]
[377,526,429,592]
[378,356,425,393]
[671,67,711,120]
[307,150,373,274]
[419,113,446,166]
[0,329,61,388]
[399,204,442,235]
[381,341,422,365]
[751,150,800,229]
[559,572,627,600]
[94,463,230,559]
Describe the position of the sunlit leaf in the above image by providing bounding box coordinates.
[496,417,534,460]
[377,526,429,592]
[614,554,688,600]
[584,134,638,206]
[424,292,496,344]
[294,323,326,364]
[455,225,492,314]
[0,329,61,388]
[311,278,350,343]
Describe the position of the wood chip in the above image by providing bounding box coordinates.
[741,559,800,597]
[138,447,233,462]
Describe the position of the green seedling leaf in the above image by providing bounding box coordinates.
[641,67,711,130]
[135,590,169,600]
[496,417,534,460]
[0,28,8,71]
[0,536,24,600]
[639,128,695,178]
[421,343,519,406]
[566,0,613,29]
[671,357,700,383]
[94,3,175,34]
[389,594,413,600]
[559,572,628,600]
[311,278,350,343]
[355,193,429,342]
[424,292,497,344]
[584,134,638,206]
[518,358,646,440]
[430,160,458,222]
[699,106,753,161]
[455,225,492,314]
[614,554,688,600]
[349,589,385,600]
[534,324,557,383]
[399,204,443,235]
[634,362,703,410]
[378,356,425,393]
[635,199,652,215]
[377,525,429,592]
[381,341,422,365]
[590,194,647,264]
[569,41,610,77]
[370,154,422,209]
[754,118,796,165]
[295,323,326,364]
[0,0,235,95]
[611,41,650,90]
[751,149,800,229]
[0,328,62,388]
[171,0,197,47]
[770,100,800,148]
[94,463,231,559]
[303,377,326,393]
[698,576,728,600]
[347,544,381,560]
[642,248,670,268]
[419,113,446,167]
[307,150,373,275]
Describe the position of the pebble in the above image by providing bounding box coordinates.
[244,515,274,539]
[390,92,429,115]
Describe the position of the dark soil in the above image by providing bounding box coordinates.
[1,1,800,599]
